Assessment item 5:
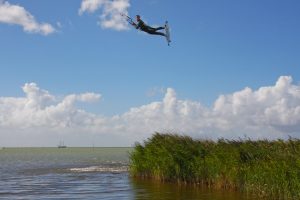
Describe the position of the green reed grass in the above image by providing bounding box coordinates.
[129,133,300,199]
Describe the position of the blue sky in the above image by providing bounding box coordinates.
[1,0,300,146]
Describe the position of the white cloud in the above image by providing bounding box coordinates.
[79,0,105,14]
[0,1,56,35]
[1,76,300,146]
[0,83,101,129]
[79,0,130,31]
[212,76,300,137]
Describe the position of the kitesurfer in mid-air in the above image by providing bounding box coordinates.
[120,13,171,45]
[132,15,166,37]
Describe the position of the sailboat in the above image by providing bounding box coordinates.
[58,141,67,148]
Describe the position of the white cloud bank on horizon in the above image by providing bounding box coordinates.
[0,1,56,35]
[79,0,130,31]
[1,76,300,146]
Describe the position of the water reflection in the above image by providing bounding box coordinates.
[130,178,255,200]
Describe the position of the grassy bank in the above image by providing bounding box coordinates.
[129,133,300,199]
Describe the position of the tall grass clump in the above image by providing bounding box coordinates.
[129,133,300,199]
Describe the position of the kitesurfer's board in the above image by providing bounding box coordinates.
[165,21,171,46]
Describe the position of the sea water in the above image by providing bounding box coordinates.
[0,147,256,200]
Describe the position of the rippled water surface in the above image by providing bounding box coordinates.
[0,148,256,199]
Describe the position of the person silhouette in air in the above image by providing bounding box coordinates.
[132,15,166,37]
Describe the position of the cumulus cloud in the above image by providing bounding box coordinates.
[0,83,101,129]
[0,1,56,35]
[79,0,130,31]
[212,76,300,135]
[0,76,300,146]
